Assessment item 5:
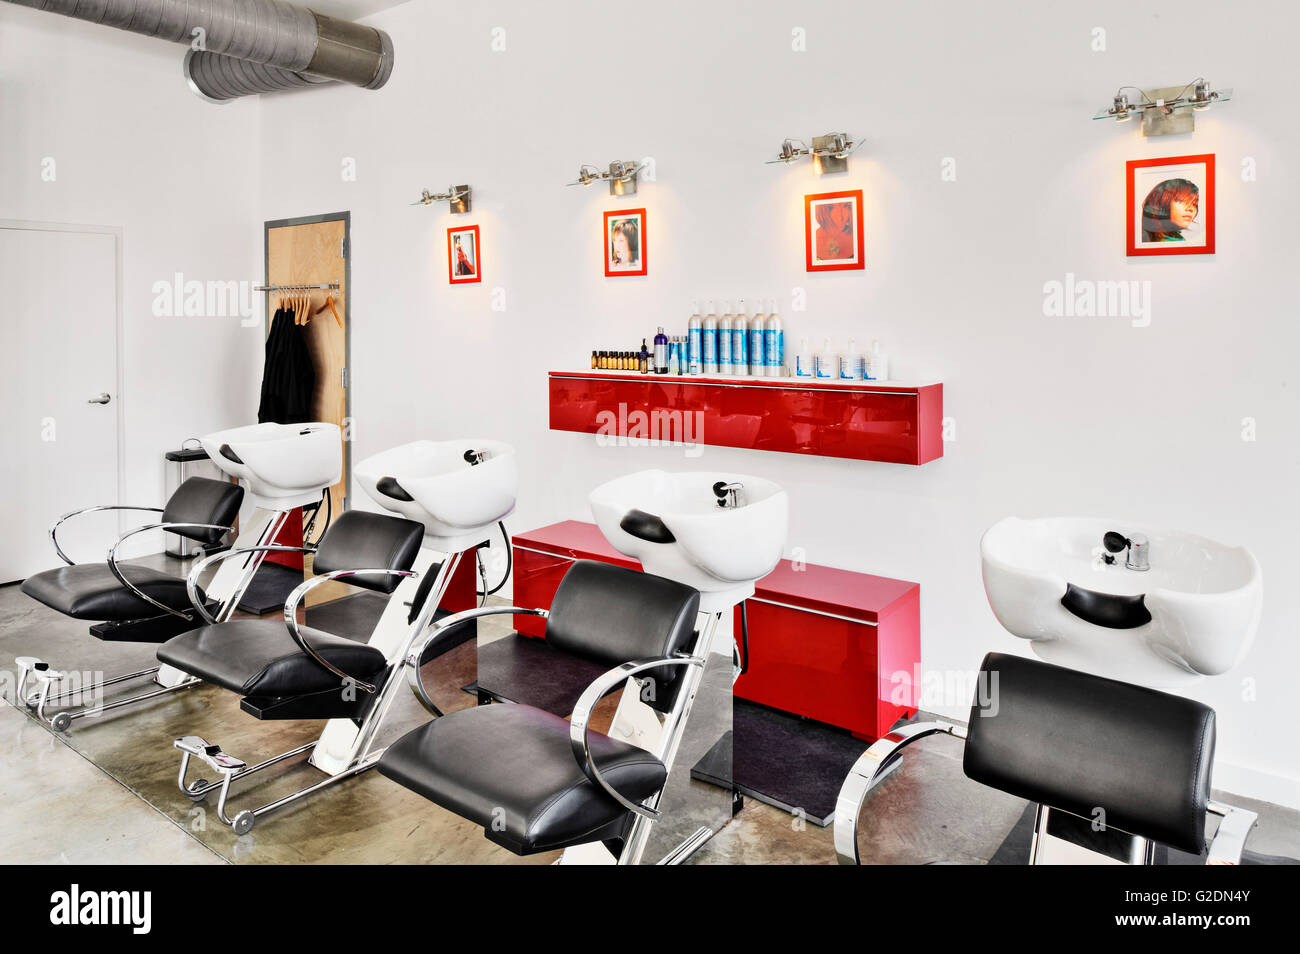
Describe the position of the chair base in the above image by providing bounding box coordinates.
[88,606,215,644]
[239,682,376,722]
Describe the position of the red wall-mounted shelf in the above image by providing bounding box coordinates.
[548,371,943,465]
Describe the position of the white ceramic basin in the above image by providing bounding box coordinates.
[355,440,517,552]
[981,516,1262,686]
[589,469,788,614]
[200,422,341,510]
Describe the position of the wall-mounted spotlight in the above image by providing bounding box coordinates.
[566,160,644,195]
[767,133,859,173]
[1095,79,1231,136]
[412,185,472,213]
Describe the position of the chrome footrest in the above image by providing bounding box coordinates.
[174,735,247,773]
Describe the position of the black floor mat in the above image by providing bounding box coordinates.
[236,562,304,615]
[989,804,1300,865]
[474,632,612,714]
[692,699,870,827]
[305,592,475,660]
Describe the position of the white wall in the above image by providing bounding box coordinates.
[253,0,1300,807]
[0,8,264,520]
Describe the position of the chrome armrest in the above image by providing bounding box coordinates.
[50,505,164,565]
[1206,800,1258,865]
[284,568,419,693]
[185,545,313,625]
[106,522,236,620]
[834,721,967,865]
[404,605,549,716]
[569,654,706,820]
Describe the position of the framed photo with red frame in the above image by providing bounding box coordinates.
[447,224,481,284]
[1126,154,1214,256]
[805,189,864,272]
[604,208,646,277]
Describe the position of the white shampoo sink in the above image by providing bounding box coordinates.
[589,469,788,613]
[355,440,517,552]
[200,422,341,510]
[981,516,1262,686]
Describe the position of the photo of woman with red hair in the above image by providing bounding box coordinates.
[1126,154,1214,256]
[1141,178,1200,242]
[805,189,865,271]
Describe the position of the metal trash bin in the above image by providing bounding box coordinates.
[164,439,232,557]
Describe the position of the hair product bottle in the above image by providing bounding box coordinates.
[749,300,766,376]
[654,327,668,373]
[814,338,834,378]
[717,302,733,375]
[764,299,784,376]
[687,301,702,375]
[702,300,718,375]
[795,337,813,377]
[732,298,749,375]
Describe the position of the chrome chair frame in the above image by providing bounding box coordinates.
[832,721,1259,866]
[172,553,470,835]
[17,509,242,732]
[405,608,720,866]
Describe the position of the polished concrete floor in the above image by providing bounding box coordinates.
[2,560,1298,866]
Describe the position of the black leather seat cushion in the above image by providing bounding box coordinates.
[378,703,667,855]
[157,619,387,696]
[963,652,1215,855]
[22,564,204,621]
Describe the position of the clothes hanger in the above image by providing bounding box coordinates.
[311,293,343,328]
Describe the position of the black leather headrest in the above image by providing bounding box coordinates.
[546,561,700,712]
[312,510,425,595]
[963,652,1215,854]
[162,477,244,545]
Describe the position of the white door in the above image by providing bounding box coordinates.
[0,225,121,583]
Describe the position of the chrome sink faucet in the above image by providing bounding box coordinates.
[1103,531,1149,571]
[713,481,744,509]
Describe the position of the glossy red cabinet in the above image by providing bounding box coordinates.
[734,561,920,739]
[548,371,943,465]
[511,520,920,740]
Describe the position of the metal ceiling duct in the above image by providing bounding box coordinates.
[4,0,394,102]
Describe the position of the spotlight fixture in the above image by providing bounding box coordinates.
[1094,79,1230,136]
[411,185,472,214]
[767,133,859,173]
[566,160,644,195]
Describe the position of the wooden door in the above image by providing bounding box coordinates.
[265,214,349,543]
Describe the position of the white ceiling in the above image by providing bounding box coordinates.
[306,0,409,21]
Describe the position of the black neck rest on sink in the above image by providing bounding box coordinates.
[1061,583,1153,629]
[963,652,1215,855]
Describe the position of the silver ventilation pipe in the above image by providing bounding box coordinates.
[4,0,394,102]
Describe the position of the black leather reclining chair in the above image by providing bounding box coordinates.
[834,652,1258,865]
[158,508,427,835]
[17,476,244,730]
[379,559,704,864]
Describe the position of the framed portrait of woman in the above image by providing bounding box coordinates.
[1126,154,1214,256]
[604,208,646,277]
[447,224,481,284]
[805,190,865,272]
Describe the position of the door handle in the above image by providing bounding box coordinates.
[87,393,111,405]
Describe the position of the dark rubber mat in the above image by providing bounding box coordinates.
[989,804,1300,865]
[235,562,304,615]
[474,632,608,715]
[692,699,870,827]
